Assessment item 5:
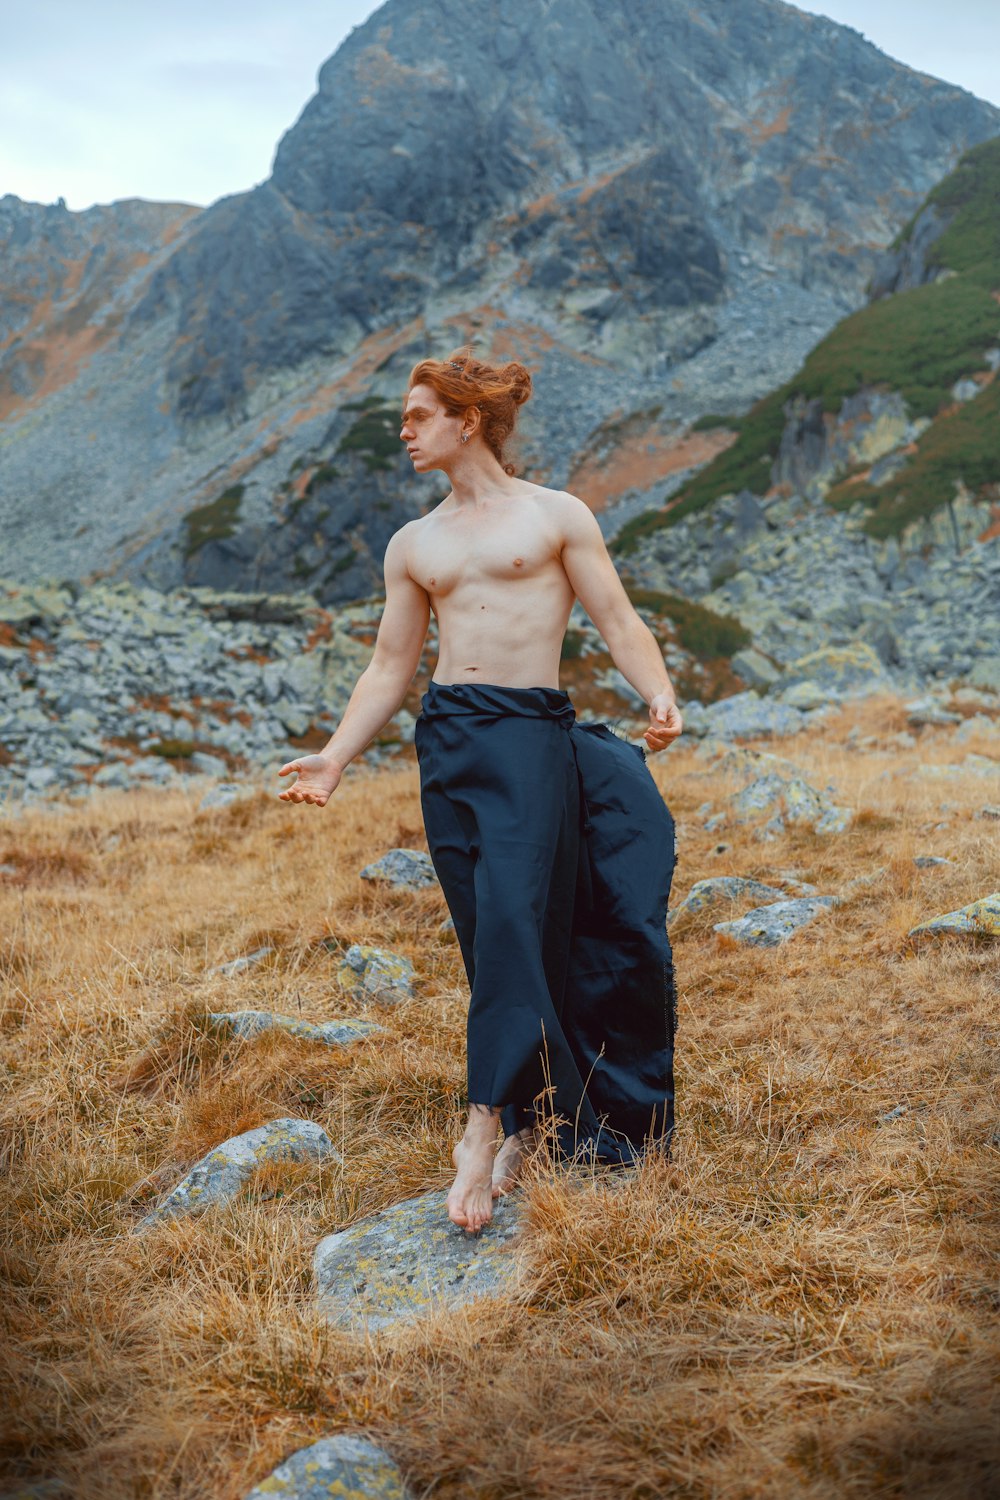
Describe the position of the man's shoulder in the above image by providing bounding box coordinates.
[522,481,592,522]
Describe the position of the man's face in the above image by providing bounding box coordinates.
[400,382,465,472]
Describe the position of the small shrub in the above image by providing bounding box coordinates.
[184,485,245,558]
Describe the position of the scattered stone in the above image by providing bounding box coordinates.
[979,806,1000,820]
[727,768,852,837]
[730,646,782,689]
[913,855,953,868]
[359,848,439,890]
[244,1436,410,1500]
[210,945,275,977]
[681,691,807,741]
[908,892,1000,941]
[667,875,790,927]
[879,1103,908,1124]
[781,642,891,698]
[968,660,1000,694]
[714,746,803,783]
[140,1118,338,1227]
[199,781,254,810]
[778,680,830,711]
[208,1010,383,1046]
[714,896,838,946]
[190,750,229,777]
[905,696,962,727]
[337,944,415,1003]
[315,1189,523,1331]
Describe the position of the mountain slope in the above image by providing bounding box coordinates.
[612,134,1000,552]
[0,0,998,597]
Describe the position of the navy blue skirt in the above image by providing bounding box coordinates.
[414,680,678,1167]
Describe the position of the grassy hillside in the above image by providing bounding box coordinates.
[614,136,1000,554]
[1,697,998,1498]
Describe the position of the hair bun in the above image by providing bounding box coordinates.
[505,362,532,405]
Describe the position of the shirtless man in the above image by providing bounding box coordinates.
[279,349,683,1232]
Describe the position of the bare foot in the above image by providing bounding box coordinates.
[491,1128,535,1199]
[448,1136,497,1233]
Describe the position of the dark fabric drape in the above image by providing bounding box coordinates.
[414,680,678,1167]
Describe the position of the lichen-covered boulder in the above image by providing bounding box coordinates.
[140,1118,338,1227]
[908,893,1000,941]
[337,945,414,1003]
[696,691,807,740]
[244,1435,410,1500]
[359,848,438,890]
[728,770,852,837]
[781,642,890,698]
[714,896,838,946]
[209,1010,383,1046]
[315,1189,523,1332]
[667,876,789,928]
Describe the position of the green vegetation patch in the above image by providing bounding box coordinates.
[184,484,245,558]
[613,136,1000,553]
[149,739,197,759]
[690,412,743,432]
[624,584,751,659]
[337,399,399,471]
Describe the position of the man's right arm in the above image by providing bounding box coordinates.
[317,523,430,772]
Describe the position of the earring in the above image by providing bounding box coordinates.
[461,433,469,444]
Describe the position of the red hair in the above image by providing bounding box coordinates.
[406,346,533,476]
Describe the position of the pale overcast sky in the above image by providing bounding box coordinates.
[2,1,998,213]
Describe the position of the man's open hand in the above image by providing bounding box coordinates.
[277,754,342,807]
[643,693,683,752]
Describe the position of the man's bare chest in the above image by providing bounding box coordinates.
[409,515,563,600]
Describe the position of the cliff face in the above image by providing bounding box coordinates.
[0,0,998,598]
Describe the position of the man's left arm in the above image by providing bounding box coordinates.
[558,493,683,752]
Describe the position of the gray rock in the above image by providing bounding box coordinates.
[699,691,806,740]
[730,647,782,689]
[210,945,275,977]
[315,1189,523,1331]
[667,875,789,927]
[359,848,438,890]
[905,696,962,727]
[198,780,254,810]
[978,806,1000,820]
[337,944,414,1003]
[209,1009,383,1046]
[968,659,1000,693]
[714,895,838,946]
[913,855,953,868]
[907,892,1000,941]
[140,1117,338,1226]
[244,1435,410,1500]
[190,750,229,776]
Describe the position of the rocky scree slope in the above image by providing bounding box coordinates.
[616,136,1000,693]
[0,0,997,598]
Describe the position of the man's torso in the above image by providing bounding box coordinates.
[404,482,578,689]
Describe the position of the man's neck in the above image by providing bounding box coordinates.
[443,453,519,508]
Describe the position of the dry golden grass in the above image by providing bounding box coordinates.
[1,691,998,1499]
